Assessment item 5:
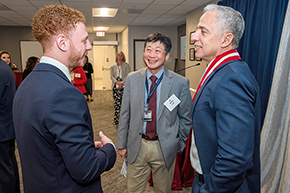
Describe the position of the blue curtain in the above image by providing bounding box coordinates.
[218,0,289,122]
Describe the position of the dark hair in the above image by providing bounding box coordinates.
[25,56,39,71]
[144,33,172,55]
[0,50,12,65]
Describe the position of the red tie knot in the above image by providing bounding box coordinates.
[150,75,157,83]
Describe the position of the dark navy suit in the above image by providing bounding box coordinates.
[0,59,20,193]
[13,63,116,193]
[192,60,261,193]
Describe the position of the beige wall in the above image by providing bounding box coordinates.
[185,0,219,96]
[118,27,129,62]
[88,32,117,42]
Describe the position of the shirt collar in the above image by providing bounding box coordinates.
[40,56,71,81]
[146,66,164,80]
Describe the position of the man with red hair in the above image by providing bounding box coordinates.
[13,5,116,193]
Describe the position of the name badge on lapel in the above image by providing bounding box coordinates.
[75,73,81,78]
[164,94,181,112]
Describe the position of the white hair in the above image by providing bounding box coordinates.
[204,4,245,48]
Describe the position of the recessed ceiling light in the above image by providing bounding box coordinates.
[92,8,118,17]
[93,27,109,32]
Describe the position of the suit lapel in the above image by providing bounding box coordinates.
[192,62,228,112]
[137,68,146,118]
[158,67,172,121]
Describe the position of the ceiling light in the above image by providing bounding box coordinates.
[101,8,108,16]
[93,27,109,32]
[92,8,118,17]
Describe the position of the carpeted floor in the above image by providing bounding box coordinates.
[15,90,192,193]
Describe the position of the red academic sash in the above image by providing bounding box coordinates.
[192,49,241,102]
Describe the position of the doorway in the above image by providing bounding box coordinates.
[92,45,116,90]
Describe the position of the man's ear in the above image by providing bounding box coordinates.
[56,34,68,52]
[221,33,234,48]
[165,52,170,60]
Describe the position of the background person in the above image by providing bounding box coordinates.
[190,4,261,193]
[0,59,20,193]
[110,51,131,125]
[71,66,87,95]
[117,33,192,193]
[13,5,116,193]
[0,50,12,68]
[83,55,94,101]
[0,51,18,72]
[22,56,40,80]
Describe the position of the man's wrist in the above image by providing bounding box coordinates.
[107,142,116,150]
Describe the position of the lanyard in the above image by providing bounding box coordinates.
[117,65,121,77]
[145,73,163,105]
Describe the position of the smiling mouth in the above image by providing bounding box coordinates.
[148,59,157,63]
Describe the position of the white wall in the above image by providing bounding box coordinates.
[128,26,178,72]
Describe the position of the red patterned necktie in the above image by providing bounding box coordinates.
[146,75,157,139]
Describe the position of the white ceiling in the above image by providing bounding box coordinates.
[0,0,212,33]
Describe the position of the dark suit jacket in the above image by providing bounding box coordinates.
[13,62,116,193]
[0,59,16,142]
[192,60,261,193]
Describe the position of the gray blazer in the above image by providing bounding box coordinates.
[117,67,192,168]
[110,62,131,89]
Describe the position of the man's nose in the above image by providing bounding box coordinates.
[86,40,92,51]
[191,31,198,43]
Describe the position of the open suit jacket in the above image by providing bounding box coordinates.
[191,60,261,193]
[110,62,131,89]
[13,63,116,193]
[117,67,192,169]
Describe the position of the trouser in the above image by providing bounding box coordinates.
[112,86,124,124]
[84,78,93,96]
[127,138,175,193]
[0,139,20,193]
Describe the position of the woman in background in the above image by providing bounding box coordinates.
[0,51,18,72]
[83,55,94,101]
[22,56,40,80]
[70,66,87,96]
[0,51,12,68]
[110,51,131,125]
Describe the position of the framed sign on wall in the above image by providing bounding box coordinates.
[180,35,186,61]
